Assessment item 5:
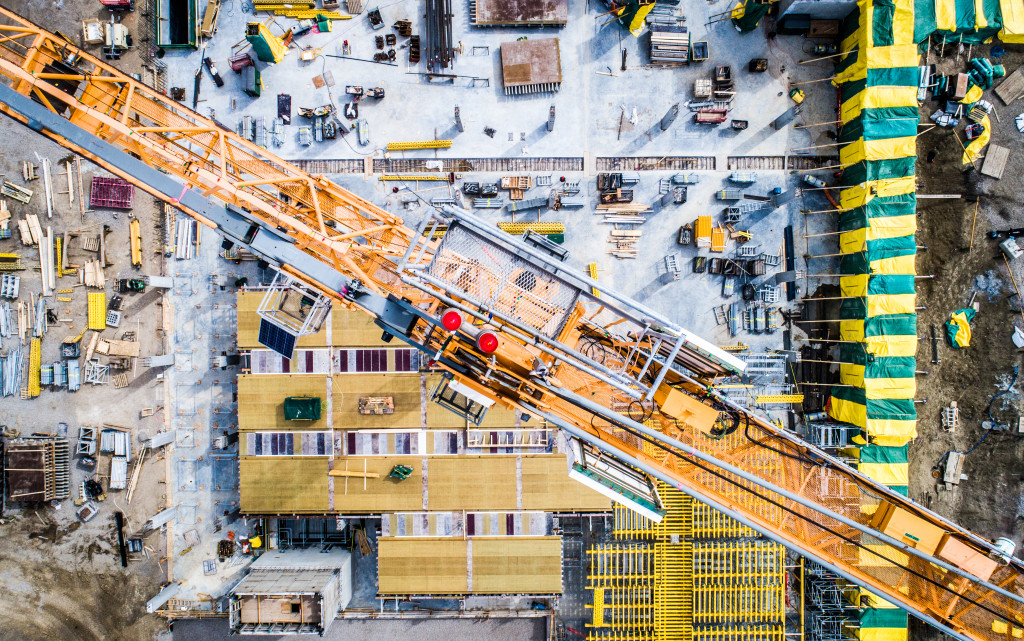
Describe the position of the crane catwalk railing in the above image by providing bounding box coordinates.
[0,9,1021,641]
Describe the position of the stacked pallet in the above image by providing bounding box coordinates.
[650,26,689,67]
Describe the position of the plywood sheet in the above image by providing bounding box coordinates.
[475,404,519,429]
[240,457,329,513]
[428,456,518,511]
[472,537,563,594]
[333,456,424,512]
[332,373,422,429]
[237,291,329,349]
[238,374,329,431]
[522,455,612,511]
[981,144,1009,179]
[378,537,468,594]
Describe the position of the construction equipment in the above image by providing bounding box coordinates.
[102,20,131,61]
[1,12,1022,641]
[388,464,414,480]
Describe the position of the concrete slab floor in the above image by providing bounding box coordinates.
[160,0,832,162]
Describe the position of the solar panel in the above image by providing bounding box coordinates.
[258,318,297,359]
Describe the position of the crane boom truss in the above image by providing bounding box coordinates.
[0,9,1021,641]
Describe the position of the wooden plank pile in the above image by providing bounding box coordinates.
[599,203,652,259]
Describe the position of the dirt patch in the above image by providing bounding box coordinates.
[910,44,1024,555]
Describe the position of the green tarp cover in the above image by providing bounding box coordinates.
[283,396,322,420]
[838,107,921,145]
[831,387,917,417]
[841,156,918,185]
[861,314,919,337]
[841,6,863,40]
[915,0,938,42]
[838,195,918,228]
[859,443,910,464]
[733,0,771,32]
[888,484,910,495]
[842,77,868,103]
[839,343,917,365]
[860,607,910,627]
[868,66,921,86]
[835,47,861,77]
[839,242,917,274]
[873,0,897,45]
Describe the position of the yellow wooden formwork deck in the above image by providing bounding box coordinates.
[238,374,331,431]
[240,457,330,513]
[240,454,610,515]
[473,537,563,594]
[522,456,612,511]
[377,536,563,595]
[237,292,392,349]
[332,456,424,512]
[427,456,519,511]
[332,373,421,429]
[378,537,469,594]
[330,306,389,347]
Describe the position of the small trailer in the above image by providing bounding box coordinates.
[694,108,728,124]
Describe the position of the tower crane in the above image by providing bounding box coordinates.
[0,9,1021,641]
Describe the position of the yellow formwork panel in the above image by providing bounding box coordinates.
[87,292,106,330]
[497,222,566,235]
[592,588,605,627]
[386,140,453,151]
[28,337,41,397]
[129,218,142,267]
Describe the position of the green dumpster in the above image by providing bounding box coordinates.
[284,396,322,421]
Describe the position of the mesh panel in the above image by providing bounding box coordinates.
[427,224,581,338]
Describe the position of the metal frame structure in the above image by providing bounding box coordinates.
[0,10,1023,641]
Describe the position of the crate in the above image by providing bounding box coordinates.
[89,176,134,209]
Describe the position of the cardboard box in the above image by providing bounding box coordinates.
[935,534,999,581]
[871,501,946,557]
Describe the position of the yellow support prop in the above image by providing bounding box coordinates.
[385,140,453,151]
[129,218,142,267]
[755,394,805,404]
[588,262,600,298]
[272,10,350,18]
[54,236,62,278]
[87,292,107,330]
[496,222,565,235]
[28,338,41,397]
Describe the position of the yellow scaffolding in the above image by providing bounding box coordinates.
[588,487,787,641]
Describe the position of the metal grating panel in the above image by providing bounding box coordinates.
[257,318,297,359]
[425,224,581,338]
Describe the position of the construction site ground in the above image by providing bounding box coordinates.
[1,0,1024,638]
